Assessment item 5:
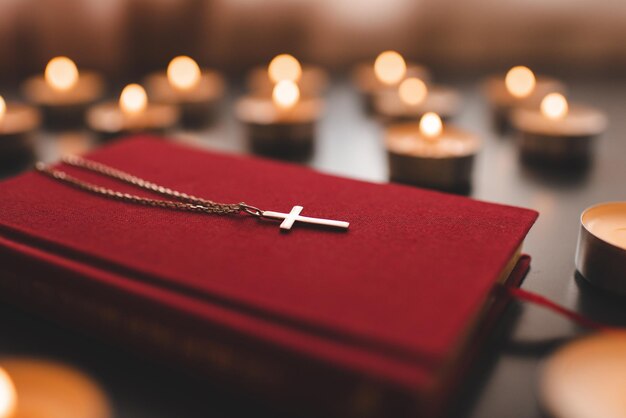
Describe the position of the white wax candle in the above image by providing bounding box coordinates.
[583,202,626,250]
[386,113,479,158]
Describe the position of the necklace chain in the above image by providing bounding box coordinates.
[35,156,256,216]
[34,156,350,231]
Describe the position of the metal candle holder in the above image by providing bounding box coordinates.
[575,202,626,295]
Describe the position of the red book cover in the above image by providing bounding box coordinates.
[0,136,537,417]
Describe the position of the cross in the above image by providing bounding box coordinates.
[262,206,349,231]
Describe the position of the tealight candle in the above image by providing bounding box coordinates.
[373,76,462,123]
[575,202,626,295]
[353,51,431,112]
[511,93,607,166]
[86,84,179,140]
[483,65,565,133]
[386,112,480,192]
[235,80,323,159]
[0,95,41,164]
[541,332,626,418]
[144,56,225,127]
[247,54,328,98]
[21,56,104,130]
[0,359,110,418]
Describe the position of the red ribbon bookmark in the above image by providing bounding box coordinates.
[507,287,615,331]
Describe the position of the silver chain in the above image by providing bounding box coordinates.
[35,156,264,217]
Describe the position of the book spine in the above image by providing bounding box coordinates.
[0,239,418,418]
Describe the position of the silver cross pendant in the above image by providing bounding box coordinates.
[241,204,349,231]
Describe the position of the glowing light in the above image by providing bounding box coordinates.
[541,93,569,120]
[268,54,302,84]
[45,57,79,91]
[119,84,147,115]
[0,96,6,123]
[0,367,16,418]
[505,66,536,98]
[419,112,443,140]
[167,56,201,90]
[398,77,428,106]
[374,51,406,85]
[272,80,300,109]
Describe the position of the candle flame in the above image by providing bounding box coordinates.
[45,56,79,91]
[398,77,428,106]
[419,112,443,140]
[374,51,406,86]
[505,66,536,98]
[272,80,300,109]
[541,93,569,120]
[0,367,16,418]
[268,54,302,84]
[167,56,201,90]
[0,96,6,123]
[119,84,148,115]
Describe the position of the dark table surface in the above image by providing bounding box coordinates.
[1,76,625,418]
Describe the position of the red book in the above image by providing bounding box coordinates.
[0,136,537,417]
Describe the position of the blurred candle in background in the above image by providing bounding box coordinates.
[87,83,178,139]
[247,54,328,98]
[374,75,461,123]
[483,65,565,134]
[45,57,79,92]
[386,111,479,192]
[353,50,430,112]
[541,92,568,120]
[512,92,607,167]
[268,54,302,83]
[145,55,225,127]
[505,66,536,99]
[167,56,202,91]
[236,76,323,160]
[374,50,407,86]
[119,84,148,115]
[398,77,428,106]
[0,94,41,165]
[22,56,104,130]
[420,112,443,137]
[273,80,301,108]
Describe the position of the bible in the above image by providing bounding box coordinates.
[0,136,537,417]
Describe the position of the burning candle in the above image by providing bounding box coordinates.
[235,79,323,160]
[575,202,626,295]
[483,65,565,133]
[0,95,41,165]
[247,54,328,98]
[21,57,104,130]
[374,51,407,85]
[144,56,225,127]
[0,359,110,418]
[386,112,480,192]
[511,93,607,166]
[269,54,302,83]
[353,51,431,112]
[86,84,179,140]
[373,76,462,122]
